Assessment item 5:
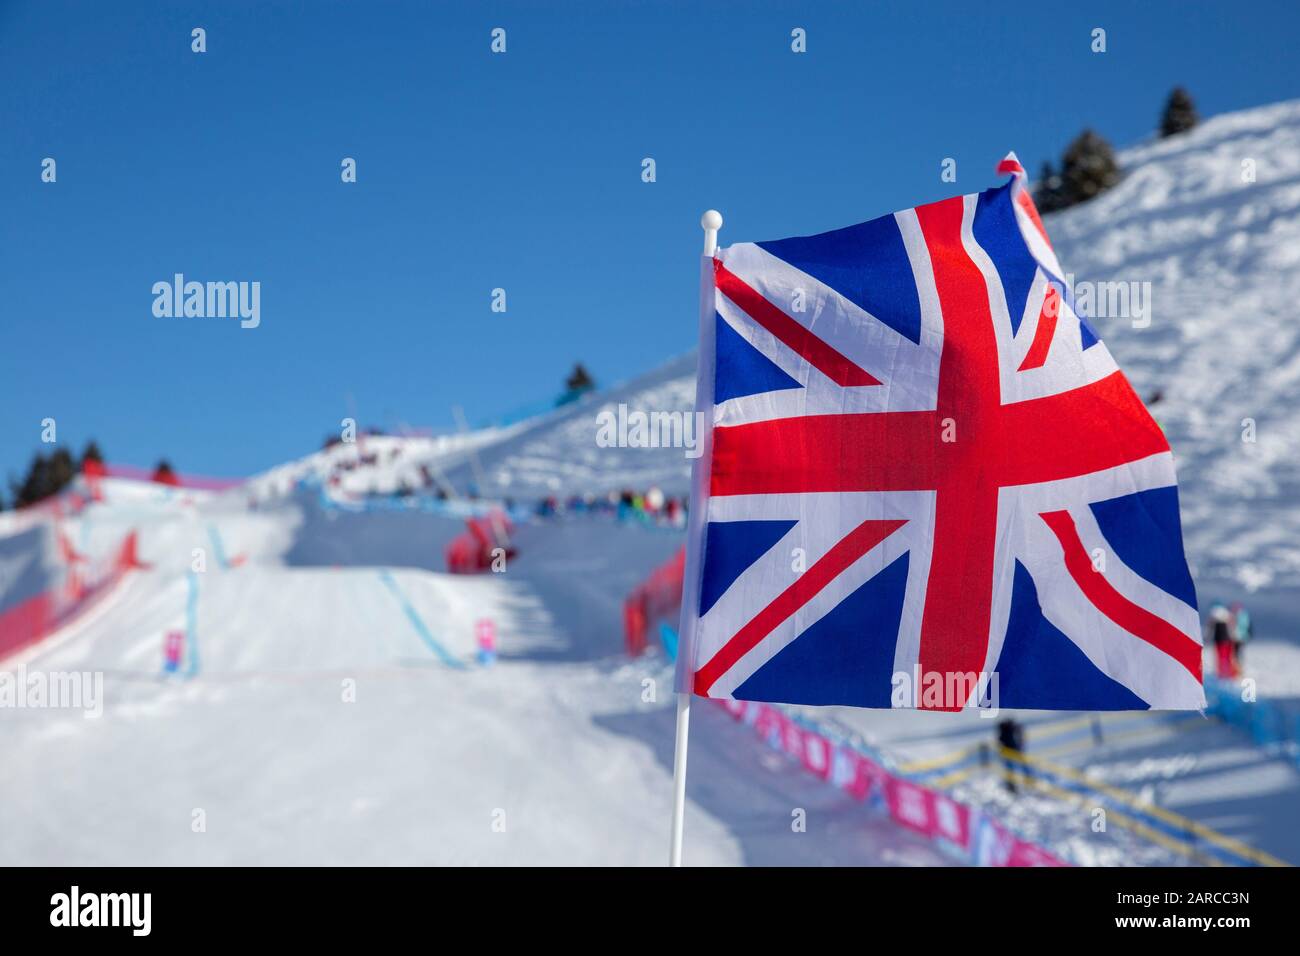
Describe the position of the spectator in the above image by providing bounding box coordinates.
[1229,602,1252,669]
[1206,601,1237,678]
[996,718,1025,794]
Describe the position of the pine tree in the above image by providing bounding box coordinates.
[1033,160,1066,214]
[1059,129,1120,206]
[47,448,76,492]
[9,448,77,507]
[9,455,42,507]
[565,363,595,393]
[1160,87,1199,138]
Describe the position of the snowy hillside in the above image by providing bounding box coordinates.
[1048,99,1300,602]
[240,430,518,503]
[233,354,699,507]
[441,354,699,499]
[0,486,730,865]
[0,478,957,865]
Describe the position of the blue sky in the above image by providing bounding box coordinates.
[3,0,1299,487]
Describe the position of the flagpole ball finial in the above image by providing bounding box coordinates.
[701,209,723,255]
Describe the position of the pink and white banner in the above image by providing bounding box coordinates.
[716,698,1068,867]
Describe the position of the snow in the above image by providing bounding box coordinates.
[442,354,700,499]
[1,479,947,865]
[1049,100,1300,606]
[5,99,1300,866]
[1,517,740,865]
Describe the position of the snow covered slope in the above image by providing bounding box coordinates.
[240,430,518,504]
[0,478,953,865]
[0,490,738,865]
[1047,99,1300,602]
[441,353,699,499]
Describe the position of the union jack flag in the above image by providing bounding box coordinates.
[676,156,1204,711]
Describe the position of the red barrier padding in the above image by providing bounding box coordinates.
[0,529,146,663]
[0,592,54,661]
[445,510,517,574]
[623,546,685,656]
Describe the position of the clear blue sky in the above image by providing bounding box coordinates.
[3,0,1298,487]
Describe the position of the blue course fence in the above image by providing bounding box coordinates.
[1205,676,1300,765]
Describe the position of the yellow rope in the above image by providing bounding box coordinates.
[997,746,1288,867]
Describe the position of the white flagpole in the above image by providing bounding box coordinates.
[668,690,692,867]
[669,209,723,868]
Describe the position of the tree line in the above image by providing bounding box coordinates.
[1034,87,1199,213]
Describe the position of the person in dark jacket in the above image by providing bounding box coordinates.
[997,718,1025,794]
[1206,601,1237,678]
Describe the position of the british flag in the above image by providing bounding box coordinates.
[676,156,1204,711]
